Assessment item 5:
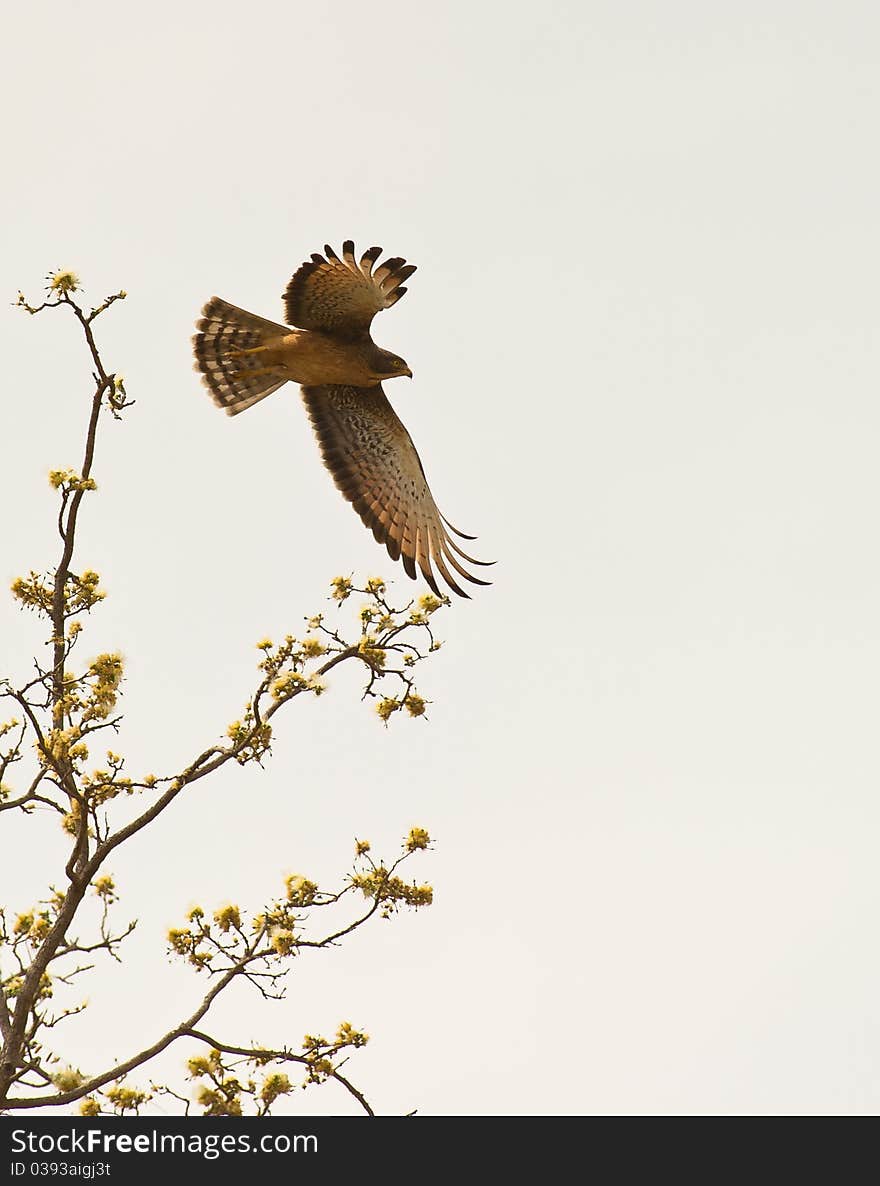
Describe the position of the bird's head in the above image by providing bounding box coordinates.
[371,346,412,382]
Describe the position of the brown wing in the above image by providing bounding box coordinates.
[284,241,416,338]
[301,384,491,598]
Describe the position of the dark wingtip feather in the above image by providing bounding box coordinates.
[400,550,417,580]
[392,264,418,284]
[420,564,443,598]
[447,536,496,567]
[440,512,479,541]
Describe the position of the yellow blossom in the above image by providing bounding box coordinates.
[167,928,192,955]
[213,904,241,932]
[351,868,434,910]
[52,1068,84,1092]
[50,269,79,293]
[93,875,115,898]
[29,915,51,941]
[48,468,97,492]
[10,572,53,613]
[285,874,318,906]
[358,636,386,669]
[105,1084,149,1113]
[336,1021,369,1047]
[61,801,83,835]
[405,826,431,852]
[271,671,306,699]
[261,1072,292,1104]
[198,1086,242,1116]
[376,697,399,723]
[270,927,296,954]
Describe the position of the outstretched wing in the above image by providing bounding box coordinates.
[284,241,416,338]
[301,384,490,598]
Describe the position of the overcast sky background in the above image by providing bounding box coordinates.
[2,1,879,1115]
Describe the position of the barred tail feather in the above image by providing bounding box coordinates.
[193,298,290,416]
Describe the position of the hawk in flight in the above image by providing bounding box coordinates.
[192,241,490,598]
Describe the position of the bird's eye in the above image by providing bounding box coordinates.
[395,359,406,369]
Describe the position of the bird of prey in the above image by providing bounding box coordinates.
[192,241,490,598]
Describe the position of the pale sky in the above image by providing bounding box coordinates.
[2,1,880,1115]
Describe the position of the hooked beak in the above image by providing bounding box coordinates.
[404,367,413,379]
